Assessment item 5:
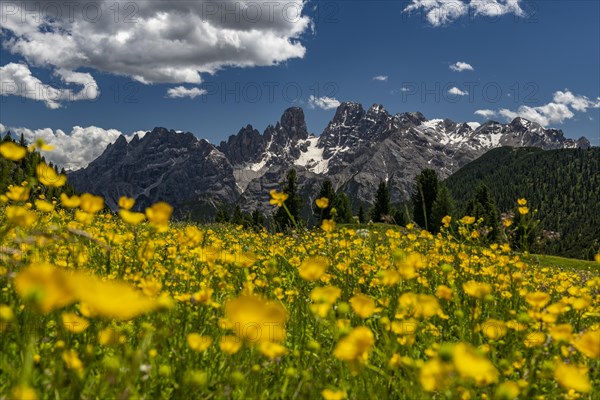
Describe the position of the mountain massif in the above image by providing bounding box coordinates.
[68,103,590,218]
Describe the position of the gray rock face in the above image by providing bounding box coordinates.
[69,127,239,213]
[69,103,590,217]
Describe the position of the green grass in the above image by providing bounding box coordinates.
[534,254,599,273]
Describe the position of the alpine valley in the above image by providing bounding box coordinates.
[68,102,590,219]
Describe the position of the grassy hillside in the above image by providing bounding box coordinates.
[445,147,600,260]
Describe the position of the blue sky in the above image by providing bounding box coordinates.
[0,0,598,167]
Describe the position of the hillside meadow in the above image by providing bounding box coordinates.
[0,142,599,399]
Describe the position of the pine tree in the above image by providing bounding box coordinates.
[392,207,407,226]
[316,179,336,222]
[232,205,244,225]
[274,169,302,230]
[465,184,500,240]
[411,169,439,231]
[332,192,353,223]
[215,207,230,223]
[251,208,265,230]
[371,180,390,223]
[357,205,367,224]
[431,185,455,233]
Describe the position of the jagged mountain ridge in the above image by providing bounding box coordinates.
[69,102,590,216]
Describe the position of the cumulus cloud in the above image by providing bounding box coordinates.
[553,90,600,112]
[498,104,574,126]
[474,89,598,126]
[0,63,99,108]
[373,75,388,81]
[1,124,145,170]
[308,95,341,110]
[1,1,311,89]
[0,123,6,134]
[448,86,469,96]
[404,0,525,26]
[449,61,474,72]
[166,86,207,99]
[474,109,497,118]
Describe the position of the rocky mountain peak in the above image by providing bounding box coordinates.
[280,107,307,137]
[332,102,365,125]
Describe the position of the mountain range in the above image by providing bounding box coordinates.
[68,102,590,217]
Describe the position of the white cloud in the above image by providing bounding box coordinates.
[400,87,412,92]
[373,75,388,81]
[166,86,207,99]
[553,90,600,112]
[498,103,574,126]
[404,0,525,26]
[2,124,144,170]
[448,86,469,96]
[470,0,525,17]
[0,63,99,109]
[474,109,497,118]
[475,89,599,126]
[449,61,474,72]
[1,1,311,87]
[0,123,6,134]
[308,95,341,110]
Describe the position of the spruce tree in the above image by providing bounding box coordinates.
[358,205,367,224]
[431,185,455,233]
[316,179,336,222]
[332,192,353,223]
[465,184,500,240]
[274,169,302,230]
[371,180,390,223]
[411,169,439,231]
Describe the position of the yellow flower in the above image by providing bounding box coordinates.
[441,215,452,227]
[525,292,551,308]
[14,263,165,319]
[463,280,492,299]
[79,193,104,214]
[315,197,329,209]
[62,349,84,374]
[460,216,476,225]
[0,305,14,321]
[35,199,54,212]
[32,138,55,151]
[60,193,80,208]
[6,186,30,202]
[61,312,89,334]
[219,336,242,354]
[549,324,573,343]
[333,326,374,362]
[0,142,27,161]
[98,328,119,346]
[518,206,529,215]
[321,389,346,400]
[480,319,507,340]
[119,209,146,225]
[524,331,546,347]
[453,343,498,386]
[554,362,591,393]
[145,202,173,228]
[224,295,287,343]
[118,196,135,210]
[5,205,37,227]
[502,218,513,227]
[573,330,599,359]
[258,341,287,359]
[595,254,600,264]
[517,198,527,206]
[435,285,453,300]
[10,385,38,400]
[494,381,520,400]
[187,333,213,352]
[321,219,335,233]
[36,163,67,187]
[269,190,289,207]
[298,257,328,281]
[349,294,376,318]
[310,286,341,317]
